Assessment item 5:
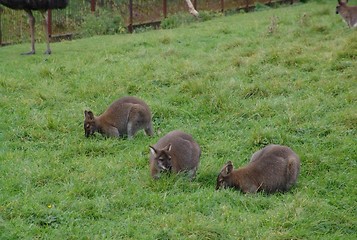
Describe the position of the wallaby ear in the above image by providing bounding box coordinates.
[164,144,172,152]
[225,161,234,175]
[220,161,233,177]
[84,110,94,120]
[149,145,157,156]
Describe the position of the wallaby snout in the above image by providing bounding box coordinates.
[149,130,201,180]
[216,144,300,194]
[84,110,96,138]
[84,96,153,139]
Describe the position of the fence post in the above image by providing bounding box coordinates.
[47,9,52,37]
[91,0,96,12]
[0,6,2,46]
[128,0,133,33]
[163,0,167,18]
[221,0,224,12]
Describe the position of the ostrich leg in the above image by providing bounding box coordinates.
[0,0,68,54]
[22,9,35,55]
[41,10,51,54]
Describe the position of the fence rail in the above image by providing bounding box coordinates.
[0,0,296,46]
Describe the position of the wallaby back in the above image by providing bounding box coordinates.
[84,96,153,139]
[336,0,357,28]
[149,130,201,179]
[216,144,300,193]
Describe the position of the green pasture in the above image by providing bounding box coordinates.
[0,1,356,239]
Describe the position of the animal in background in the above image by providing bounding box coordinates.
[149,130,201,179]
[336,0,357,28]
[216,144,300,194]
[84,96,154,139]
[0,0,69,54]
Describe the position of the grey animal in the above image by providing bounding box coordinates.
[84,96,154,139]
[0,0,69,54]
[216,144,300,193]
[336,0,357,28]
[149,130,201,179]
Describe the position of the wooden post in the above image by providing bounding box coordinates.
[91,0,96,12]
[163,0,167,18]
[0,6,2,46]
[128,0,133,33]
[221,0,224,12]
[47,9,52,37]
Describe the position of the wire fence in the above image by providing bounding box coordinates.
[0,0,296,46]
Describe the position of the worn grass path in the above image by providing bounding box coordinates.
[0,1,356,239]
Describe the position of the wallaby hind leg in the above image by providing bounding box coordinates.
[286,158,300,189]
[127,118,144,139]
[127,121,136,139]
[127,106,141,139]
[127,106,150,139]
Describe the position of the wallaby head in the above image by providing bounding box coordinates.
[216,161,234,190]
[216,145,300,194]
[336,0,357,27]
[84,110,97,138]
[337,0,348,14]
[149,144,173,172]
[149,130,201,179]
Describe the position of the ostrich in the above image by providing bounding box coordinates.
[0,0,69,55]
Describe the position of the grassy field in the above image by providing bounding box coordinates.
[1,1,356,239]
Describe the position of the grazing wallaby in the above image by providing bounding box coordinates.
[149,130,201,179]
[216,144,300,194]
[336,0,357,28]
[84,96,154,139]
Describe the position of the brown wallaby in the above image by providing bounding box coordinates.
[336,0,357,28]
[216,144,300,194]
[84,96,154,139]
[149,130,201,179]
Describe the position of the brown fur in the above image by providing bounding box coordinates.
[84,96,153,139]
[216,144,300,194]
[336,0,357,28]
[149,130,201,179]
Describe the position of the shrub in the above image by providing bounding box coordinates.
[255,3,271,12]
[79,8,126,37]
[161,12,197,29]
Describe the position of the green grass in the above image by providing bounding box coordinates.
[1,1,356,239]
